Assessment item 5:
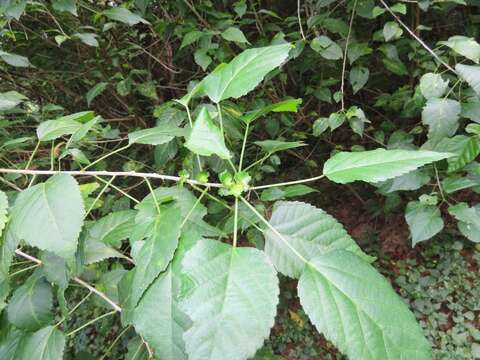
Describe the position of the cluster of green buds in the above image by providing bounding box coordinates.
[219,170,251,197]
[178,169,210,186]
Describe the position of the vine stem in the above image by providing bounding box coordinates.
[65,310,117,337]
[239,122,249,171]
[239,197,308,263]
[82,144,131,171]
[0,168,223,188]
[340,0,358,111]
[297,0,306,41]
[250,174,325,190]
[233,198,239,247]
[378,0,455,74]
[14,249,122,312]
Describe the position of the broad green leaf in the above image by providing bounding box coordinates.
[349,66,369,94]
[448,203,480,242]
[84,237,126,265]
[254,140,306,154]
[383,21,402,41]
[311,36,343,60]
[405,201,443,246]
[73,33,98,47]
[440,35,480,63]
[37,111,94,141]
[442,175,480,194]
[180,31,204,49]
[0,191,7,238]
[125,337,149,360]
[221,27,249,43]
[10,174,85,259]
[203,43,292,103]
[7,272,53,331]
[128,125,187,145]
[241,98,302,124]
[133,231,200,360]
[180,239,279,360]
[13,326,65,360]
[0,0,27,20]
[260,184,317,201]
[130,206,181,307]
[265,201,372,278]
[0,91,27,111]
[0,51,31,67]
[0,318,23,359]
[194,49,212,71]
[184,107,231,159]
[103,8,150,25]
[347,42,372,65]
[88,210,136,246]
[40,252,69,289]
[456,64,480,96]
[447,136,480,172]
[52,0,77,15]
[86,82,107,106]
[376,170,430,194]
[419,73,449,99]
[298,250,431,360]
[323,149,451,184]
[422,98,461,143]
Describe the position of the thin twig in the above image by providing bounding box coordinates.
[340,0,358,111]
[250,174,325,190]
[378,0,455,73]
[0,168,223,188]
[297,0,306,41]
[14,249,122,312]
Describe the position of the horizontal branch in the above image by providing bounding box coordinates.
[0,168,223,188]
[14,249,122,312]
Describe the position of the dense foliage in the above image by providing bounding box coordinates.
[0,0,479,359]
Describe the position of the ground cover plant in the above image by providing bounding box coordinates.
[0,0,479,359]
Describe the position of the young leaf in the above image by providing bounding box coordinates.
[0,190,7,238]
[448,203,480,242]
[323,149,451,184]
[128,125,187,145]
[422,99,461,143]
[180,240,279,360]
[37,111,94,142]
[349,66,369,94]
[7,272,53,331]
[241,98,302,124]
[456,64,480,96]
[260,184,317,201]
[221,27,249,44]
[254,140,306,154]
[311,36,343,60]
[440,35,480,63]
[298,250,431,360]
[130,206,181,307]
[10,174,85,259]
[86,82,107,106]
[405,201,444,246]
[419,73,449,99]
[103,8,150,26]
[203,43,292,103]
[13,326,65,360]
[265,201,372,278]
[184,107,231,159]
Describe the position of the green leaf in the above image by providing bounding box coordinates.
[0,91,28,111]
[194,49,212,71]
[10,174,85,259]
[52,0,77,15]
[422,98,461,143]
[447,136,480,172]
[203,43,292,103]
[221,27,249,43]
[37,111,94,141]
[7,272,53,331]
[456,64,480,96]
[298,250,431,360]
[448,203,480,242]
[13,326,65,360]
[405,201,444,245]
[86,82,107,106]
[323,149,451,184]
[260,185,317,201]
[103,8,150,26]
[184,107,231,159]
[311,36,343,60]
[376,170,430,194]
[130,206,181,307]
[73,33,98,47]
[241,98,302,124]
[265,201,372,278]
[180,239,279,360]
[84,237,126,265]
[440,35,480,63]
[0,51,31,67]
[419,73,449,99]
[383,21,402,41]
[88,210,136,247]
[349,66,369,94]
[254,140,306,154]
[180,31,204,49]
[0,191,7,238]
[128,125,187,145]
